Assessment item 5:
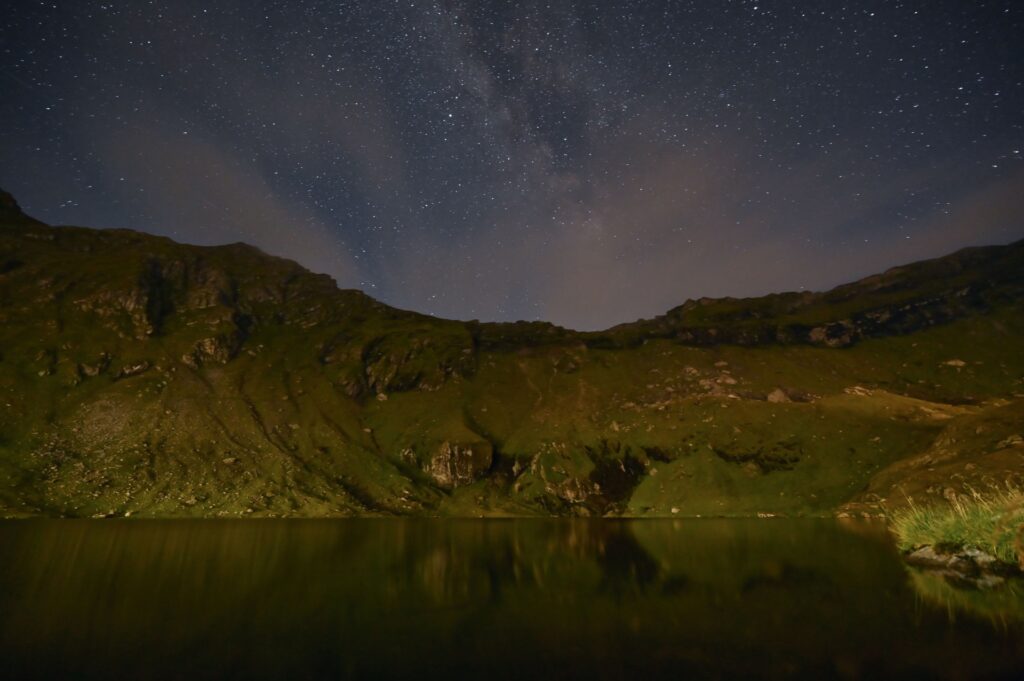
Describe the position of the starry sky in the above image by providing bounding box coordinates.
[1,1,1022,330]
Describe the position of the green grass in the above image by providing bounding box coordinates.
[892,486,1024,565]
[2,209,1024,517]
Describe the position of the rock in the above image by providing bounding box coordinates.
[193,336,235,364]
[546,476,600,505]
[117,361,151,378]
[997,434,1023,449]
[182,327,248,368]
[906,545,953,569]
[222,457,238,465]
[962,547,999,569]
[808,321,857,347]
[905,544,1018,577]
[78,353,111,378]
[767,388,791,403]
[943,359,967,368]
[426,440,493,490]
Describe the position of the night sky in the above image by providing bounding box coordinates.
[1,1,1022,330]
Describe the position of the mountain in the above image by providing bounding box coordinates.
[1,190,1022,517]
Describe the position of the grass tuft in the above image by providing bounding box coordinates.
[892,484,1024,565]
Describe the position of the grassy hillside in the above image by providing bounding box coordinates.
[2,189,1022,517]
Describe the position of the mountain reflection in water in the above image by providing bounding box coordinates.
[1,519,1022,680]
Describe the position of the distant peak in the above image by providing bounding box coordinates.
[0,188,41,224]
[0,188,20,212]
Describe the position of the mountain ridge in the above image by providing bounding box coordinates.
[6,186,1022,340]
[2,189,1022,517]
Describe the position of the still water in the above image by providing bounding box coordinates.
[0,519,1022,680]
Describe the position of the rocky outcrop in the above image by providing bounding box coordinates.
[183,335,238,367]
[905,545,1013,573]
[633,289,1008,349]
[905,545,1021,590]
[361,332,476,395]
[597,243,1024,349]
[425,440,493,490]
[116,361,150,379]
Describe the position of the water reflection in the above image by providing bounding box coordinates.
[906,566,1024,627]
[0,519,1021,680]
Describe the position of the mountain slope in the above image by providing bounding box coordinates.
[2,190,1022,517]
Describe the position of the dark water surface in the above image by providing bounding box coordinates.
[0,519,1022,680]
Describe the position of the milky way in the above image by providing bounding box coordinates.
[1,1,1022,329]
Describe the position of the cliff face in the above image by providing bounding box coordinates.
[2,191,1023,517]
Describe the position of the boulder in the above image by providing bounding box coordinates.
[426,440,493,489]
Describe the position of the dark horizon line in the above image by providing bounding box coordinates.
[5,186,1023,334]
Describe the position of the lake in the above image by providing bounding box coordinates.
[0,519,1022,680]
